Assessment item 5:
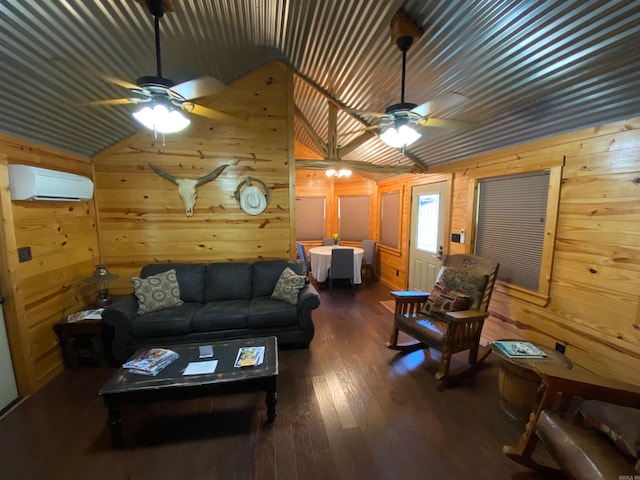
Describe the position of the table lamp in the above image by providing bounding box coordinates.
[85,264,118,307]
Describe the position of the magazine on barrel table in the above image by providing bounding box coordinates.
[493,341,547,359]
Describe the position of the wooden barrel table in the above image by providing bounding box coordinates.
[492,341,573,421]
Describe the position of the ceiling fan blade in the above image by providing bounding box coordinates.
[88,97,145,106]
[171,76,225,100]
[411,93,468,118]
[184,102,234,121]
[102,75,141,91]
[417,117,477,130]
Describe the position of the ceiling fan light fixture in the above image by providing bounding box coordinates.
[380,123,421,149]
[133,102,190,134]
[325,168,352,178]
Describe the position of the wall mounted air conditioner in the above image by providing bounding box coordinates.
[8,164,94,201]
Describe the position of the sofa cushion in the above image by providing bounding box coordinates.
[204,262,252,301]
[191,300,250,332]
[578,400,640,459]
[252,259,307,298]
[248,297,299,328]
[132,269,184,314]
[421,282,472,314]
[436,267,488,310]
[271,267,307,304]
[131,303,202,337]
[140,263,206,303]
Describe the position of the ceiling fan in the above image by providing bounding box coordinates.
[347,11,476,149]
[92,0,226,133]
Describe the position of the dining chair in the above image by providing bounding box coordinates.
[323,238,334,246]
[361,239,376,281]
[329,248,355,293]
[296,241,311,273]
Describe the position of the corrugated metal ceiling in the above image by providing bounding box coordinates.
[0,0,639,175]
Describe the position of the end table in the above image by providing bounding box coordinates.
[54,318,105,367]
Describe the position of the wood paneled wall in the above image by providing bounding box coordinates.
[298,117,639,383]
[93,61,296,295]
[0,134,99,394]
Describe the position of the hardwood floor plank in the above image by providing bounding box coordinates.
[0,281,548,480]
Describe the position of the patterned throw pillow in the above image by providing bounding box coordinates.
[578,399,640,459]
[271,267,307,304]
[421,282,472,314]
[132,269,184,314]
[436,267,488,310]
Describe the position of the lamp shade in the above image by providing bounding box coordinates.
[133,103,191,134]
[85,264,118,284]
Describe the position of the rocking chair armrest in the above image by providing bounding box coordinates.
[391,291,431,301]
[445,309,489,321]
[391,291,431,317]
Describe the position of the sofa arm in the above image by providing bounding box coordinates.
[295,283,321,339]
[102,294,139,363]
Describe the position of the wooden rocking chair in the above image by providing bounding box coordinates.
[388,254,499,389]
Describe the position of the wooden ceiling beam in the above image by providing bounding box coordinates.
[296,158,424,175]
[293,105,328,157]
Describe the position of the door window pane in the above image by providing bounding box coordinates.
[416,193,439,253]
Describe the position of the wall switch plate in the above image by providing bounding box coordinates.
[18,246,32,262]
[460,229,466,244]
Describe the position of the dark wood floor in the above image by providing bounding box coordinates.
[0,280,552,480]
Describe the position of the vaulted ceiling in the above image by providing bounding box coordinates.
[1,0,639,176]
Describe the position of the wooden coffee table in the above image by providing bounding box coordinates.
[99,336,278,447]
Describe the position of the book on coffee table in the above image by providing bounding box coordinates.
[493,341,547,359]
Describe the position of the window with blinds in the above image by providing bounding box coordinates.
[339,195,370,241]
[380,190,400,249]
[474,171,550,291]
[295,196,326,241]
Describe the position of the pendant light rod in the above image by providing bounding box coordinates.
[154,14,162,78]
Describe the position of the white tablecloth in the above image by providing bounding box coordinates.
[309,246,364,284]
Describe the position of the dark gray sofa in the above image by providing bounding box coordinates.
[103,259,321,363]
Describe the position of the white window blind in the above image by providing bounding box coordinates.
[475,171,550,291]
[339,195,370,241]
[296,196,326,241]
[380,191,400,249]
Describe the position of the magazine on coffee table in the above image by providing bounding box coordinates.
[123,348,179,375]
[234,346,265,367]
[493,341,547,358]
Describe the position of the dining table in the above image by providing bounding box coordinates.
[308,245,365,284]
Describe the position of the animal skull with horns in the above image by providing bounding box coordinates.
[149,163,228,216]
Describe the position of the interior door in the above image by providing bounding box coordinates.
[0,299,18,411]
[408,182,447,292]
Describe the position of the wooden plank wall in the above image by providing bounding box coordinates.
[93,61,296,296]
[0,134,99,394]
[299,117,639,383]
